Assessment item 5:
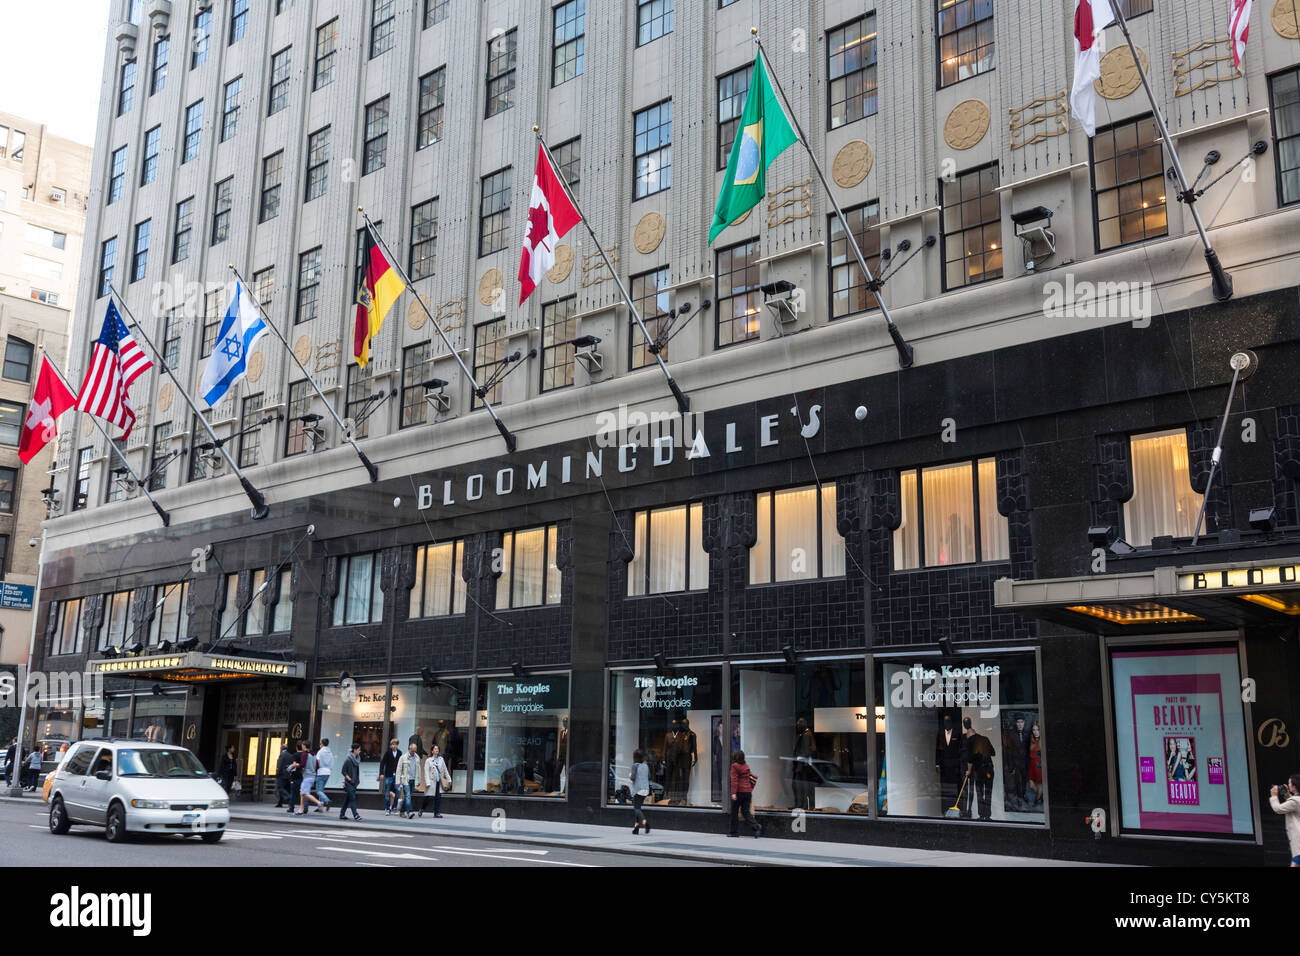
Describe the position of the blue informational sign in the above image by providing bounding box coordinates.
[0,583,35,610]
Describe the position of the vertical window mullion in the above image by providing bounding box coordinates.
[916,473,927,567]
[971,461,982,563]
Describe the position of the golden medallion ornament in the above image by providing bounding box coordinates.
[478,268,504,306]
[547,243,575,283]
[943,100,991,151]
[831,140,873,188]
[633,213,666,255]
[246,350,264,384]
[1273,0,1300,39]
[407,294,431,330]
[1096,45,1149,100]
[293,335,313,365]
[157,382,173,412]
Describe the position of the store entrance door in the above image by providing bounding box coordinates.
[222,728,284,802]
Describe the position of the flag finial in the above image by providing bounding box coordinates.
[533,125,540,133]
[750,26,757,35]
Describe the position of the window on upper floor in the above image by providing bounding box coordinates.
[894,458,1008,570]
[1092,115,1168,251]
[140,126,160,185]
[73,447,92,510]
[242,568,293,636]
[149,581,191,646]
[750,484,844,584]
[268,47,292,116]
[160,307,180,368]
[183,100,203,163]
[49,597,88,656]
[400,343,437,428]
[541,296,578,392]
[409,198,438,280]
[201,288,222,357]
[363,97,389,174]
[191,9,211,69]
[98,590,133,650]
[370,0,396,59]
[486,28,517,118]
[117,58,136,116]
[410,540,467,618]
[629,266,671,370]
[478,168,511,257]
[221,76,242,141]
[24,224,66,249]
[253,266,274,314]
[472,318,505,409]
[238,392,264,469]
[98,237,117,298]
[637,0,672,46]
[314,19,338,90]
[305,127,329,200]
[150,34,169,95]
[334,552,384,626]
[552,0,584,87]
[3,338,33,382]
[108,146,127,203]
[828,16,878,128]
[187,409,211,482]
[130,219,150,283]
[0,466,16,511]
[147,423,172,492]
[551,136,581,200]
[172,196,193,263]
[497,525,562,609]
[1270,67,1300,207]
[1124,429,1203,547]
[229,0,248,44]
[829,201,882,319]
[345,364,375,440]
[715,238,760,348]
[210,177,232,246]
[1119,0,1154,16]
[260,151,283,223]
[634,100,671,198]
[424,0,449,28]
[285,379,313,456]
[417,68,445,149]
[941,163,1002,290]
[295,247,322,324]
[717,65,750,170]
[937,0,995,88]
[628,502,708,596]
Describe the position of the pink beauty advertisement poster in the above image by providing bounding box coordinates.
[1110,646,1253,836]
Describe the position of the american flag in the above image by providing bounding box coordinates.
[76,301,153,439]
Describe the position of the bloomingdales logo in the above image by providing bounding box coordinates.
[889,663,1002,718]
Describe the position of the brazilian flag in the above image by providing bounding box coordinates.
[708,52,799,244]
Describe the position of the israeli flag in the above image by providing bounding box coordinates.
[200,281,268,408]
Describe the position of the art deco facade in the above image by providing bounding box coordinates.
[26,0,1300,862]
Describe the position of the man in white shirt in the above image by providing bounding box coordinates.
[313,738,334,812]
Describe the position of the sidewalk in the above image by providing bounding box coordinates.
[221,800,1107,867]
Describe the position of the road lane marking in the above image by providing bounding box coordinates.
[320,846,438,862]
[430,845,548,855]
[251,828,593,866]
[354,862,392,867]
[222,829,285,840]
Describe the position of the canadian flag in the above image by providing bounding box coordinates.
[1071,0,1115,138]
[518,144,581,305]
[18,356,78,464]
[1230,0,1253,69]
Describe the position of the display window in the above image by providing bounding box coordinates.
[876,652,1045,822]
[317,679,471,793]
[609,667,724,808]
[729,660,871,814]
[473,674,569,797]
[1109,642,1254,838]
[130,693,186,744]
[107,696,130,737]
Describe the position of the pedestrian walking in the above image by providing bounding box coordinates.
[218,744,237,793]
[274,739,294,807]
[25,746,44,792]
[296,743,323,815]
[630,749,651,835]
[728,750,761,838]
[396,742,423,819]
[379,738,401,815]
[3,738,16,786]
[313,738,334,811]
[286,741,305,813]
[420,745,451,818]
[339,742,363,821]
[1270,774,1300,867]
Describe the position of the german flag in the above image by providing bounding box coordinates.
[353,226,406,367]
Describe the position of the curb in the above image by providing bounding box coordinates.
[226,809,781,867]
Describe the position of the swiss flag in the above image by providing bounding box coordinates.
[19,356,78,464]
[518,144,581,305]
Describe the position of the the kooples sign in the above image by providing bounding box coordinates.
[634,674,699,710]
[413,407,824,512]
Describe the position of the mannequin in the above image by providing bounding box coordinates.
[935,714,962,813]
[1001,715,1029,811]
[792,717,816,809]
[664,717,697,804]
[555,717,569,793]
[712,718,725,803]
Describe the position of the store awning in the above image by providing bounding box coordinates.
[994,557,1300,634]
[89,650,304,683]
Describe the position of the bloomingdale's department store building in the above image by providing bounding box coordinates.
[26,281,1300,866]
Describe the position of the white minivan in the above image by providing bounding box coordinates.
[47,739,230,843]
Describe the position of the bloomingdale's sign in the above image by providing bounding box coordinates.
[413,406,825,512]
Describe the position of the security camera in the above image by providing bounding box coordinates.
[28,538,38,548]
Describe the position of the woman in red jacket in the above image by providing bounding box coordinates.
[729,750,761,838]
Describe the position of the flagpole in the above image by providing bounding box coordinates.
[752,30,914,369]
[356,210,521,453]
[1105,1,1233,301]
[108,286,269,519]
[533,128,691,415]
[228,265,380,482]
[41,348,170,527]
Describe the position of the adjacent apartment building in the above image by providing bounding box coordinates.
[28,0,1300,863]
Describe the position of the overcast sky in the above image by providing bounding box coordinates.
[0,0,109,146]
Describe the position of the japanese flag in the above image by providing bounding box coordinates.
[1071,0,1115,138]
